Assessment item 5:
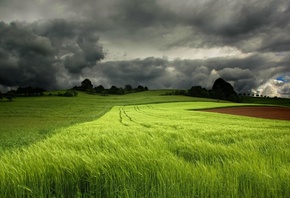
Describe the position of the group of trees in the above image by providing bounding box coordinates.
[0,79,149,101]
[72,79,149,95]
[167,78,241,102]
[238,93,274,98]
[14,86,46,96]
[0,86,46,101]
[0,91,14,101]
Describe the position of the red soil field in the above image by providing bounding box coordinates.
[203,106,290,121]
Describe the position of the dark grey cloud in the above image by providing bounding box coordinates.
[187,1,275,37]
[92,57,169,88]
[62,31,104,73]
[0,22,57,89]
[77,33,104,65]
[33,19,76,42]
[160,0,290,53]
[114,0,178,28]
[0,0,290,96]
[0,20,104,89]
[259,33,290,52]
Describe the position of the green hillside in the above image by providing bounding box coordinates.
[0,91,289,197]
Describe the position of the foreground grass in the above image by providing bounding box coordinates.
[0,102,289,197]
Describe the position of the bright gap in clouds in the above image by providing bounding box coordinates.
[255,75,290,98]
[104,46,244,61]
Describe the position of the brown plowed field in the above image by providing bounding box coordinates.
[203,106,290,121]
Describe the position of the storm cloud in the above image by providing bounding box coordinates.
[0,0,290,97]
[0,20,104,90]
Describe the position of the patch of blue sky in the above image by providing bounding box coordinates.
[276,74,290,82]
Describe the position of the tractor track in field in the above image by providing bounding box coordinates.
[120,105,179,129]
[132,105,166,120]
[118,106,153,128]
[134,106,140,112]
[119,106,138,126]
[118,107,128,126]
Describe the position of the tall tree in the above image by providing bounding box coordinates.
[81,79,93,91]
[125,85,133,92]
[108,86,119,94]
[212,78,239,102]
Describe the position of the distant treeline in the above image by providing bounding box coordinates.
[72,79,148,95]
[165,78,241,102]
[0,79,149,101]
[0,86,46,101]
[1,78,240,102]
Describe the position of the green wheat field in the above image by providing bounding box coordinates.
[0,91,289,197]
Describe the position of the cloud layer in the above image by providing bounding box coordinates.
[0,0,290,96]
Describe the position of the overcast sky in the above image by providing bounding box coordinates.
[0,0,290,97]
